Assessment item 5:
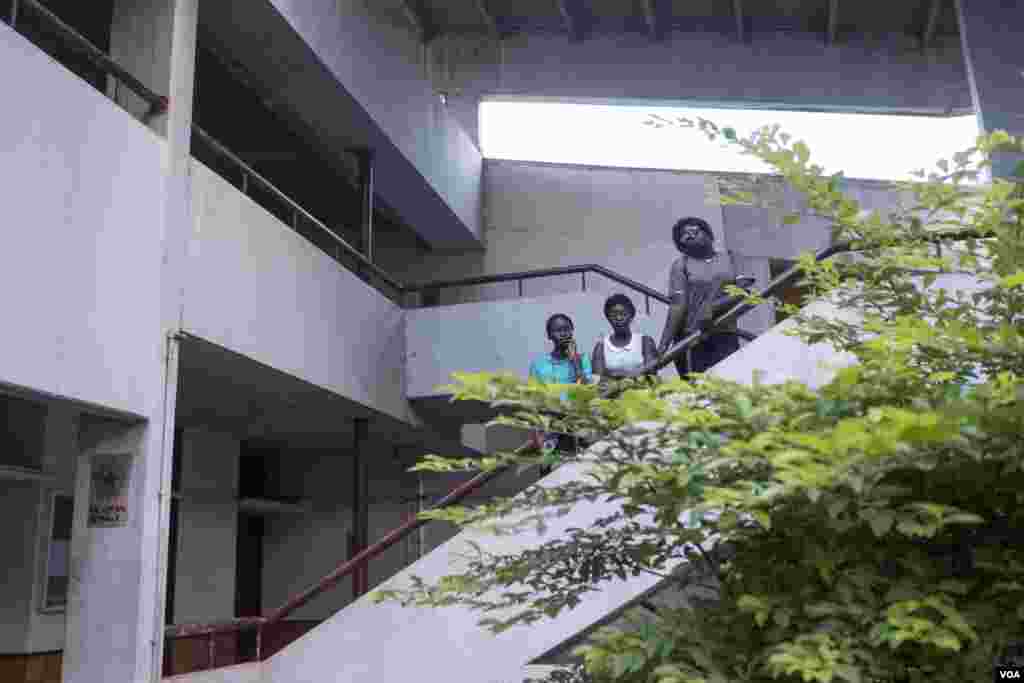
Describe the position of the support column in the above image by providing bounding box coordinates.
[355,150,376,264]
[63,2,198,682]
[351,419,370,597]
[955,0,1024,180]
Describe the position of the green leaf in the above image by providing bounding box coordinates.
[735,396,754,419]
[1000,270,1024,288]
[866,510,896,537]
[793,141,810,164]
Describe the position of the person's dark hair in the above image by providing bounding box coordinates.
[545,313,574,335]
[604,293,636,318]
[671,216,715,247]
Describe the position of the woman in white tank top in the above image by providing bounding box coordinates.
[592,293,659,380]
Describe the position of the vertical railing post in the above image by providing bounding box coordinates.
[241,171,248,195]
[354,148,375,264]
[255,624,262,662]
[9,0,19,28]
[517,279,523,297]
[352,419,370,597]
[208,633,216,670]
[581,271,587,292]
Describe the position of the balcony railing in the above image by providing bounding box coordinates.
[7,0,168,120]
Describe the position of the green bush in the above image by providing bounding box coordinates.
[374,125,1024,683]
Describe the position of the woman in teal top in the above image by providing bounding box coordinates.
[528,313,592,458]
[529,313,593,385]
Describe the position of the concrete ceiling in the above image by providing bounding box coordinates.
[175,334,481,458]
[408,0,959,45]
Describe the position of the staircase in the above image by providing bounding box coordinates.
[166,245,977,682]
[164,296,854,683]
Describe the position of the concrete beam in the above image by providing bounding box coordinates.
[400,0,440,44]
[955,0,1024,180]
[827,0,839,45]
[921,0,943,51]
[475,0,500,36]
[453,32,970,114]
[642,0,666,42]
[733,0,746,43]
[556,0,586,43]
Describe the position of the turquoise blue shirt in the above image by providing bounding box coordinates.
[529,353,593,385]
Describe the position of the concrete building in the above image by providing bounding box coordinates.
[0,1,1018,682]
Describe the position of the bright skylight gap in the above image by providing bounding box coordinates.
[479,100,980,183]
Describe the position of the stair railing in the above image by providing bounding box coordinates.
[163,461,512,675]
[163,229,987,674]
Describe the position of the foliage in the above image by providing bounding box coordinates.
[373,125,1024,683]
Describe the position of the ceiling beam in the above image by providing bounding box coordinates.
[475,0,500,36]
[826,0,839,44]
[400,0,440,44]
[642,0,666,42]
[557,0,586,43]
[921,0,943,51]
[732,0,746,43]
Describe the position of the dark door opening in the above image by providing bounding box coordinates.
[234,513,264,660]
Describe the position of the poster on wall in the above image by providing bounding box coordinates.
[88,452,133,527]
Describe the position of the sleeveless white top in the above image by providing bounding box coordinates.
[603,333,644,373]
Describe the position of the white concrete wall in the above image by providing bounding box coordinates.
[710,300,857,389]
[0,25,166,417]
[164,662,262,683]
[378,160,784,334]
[184,160,410,424]
[406,290,674,399]
[722,181,910,260]
[380,161,727,299]
[173,428,239,624]
[265,0,483,245]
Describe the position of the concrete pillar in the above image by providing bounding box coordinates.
[63,2,198,682]
[955,0,1024,180]
[65,422,154,681]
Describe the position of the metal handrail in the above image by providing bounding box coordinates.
[164,460,512,648]
[5,0,780,318]
[190,127,403,295]
[11,0,168,116]
[640,229,993,375]
[406,264,673,315]
[9,0,397,299]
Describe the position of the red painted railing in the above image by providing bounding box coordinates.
[162,464,510,676]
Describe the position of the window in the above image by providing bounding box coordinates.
[43,494,74,610]
[480,100,979,182]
